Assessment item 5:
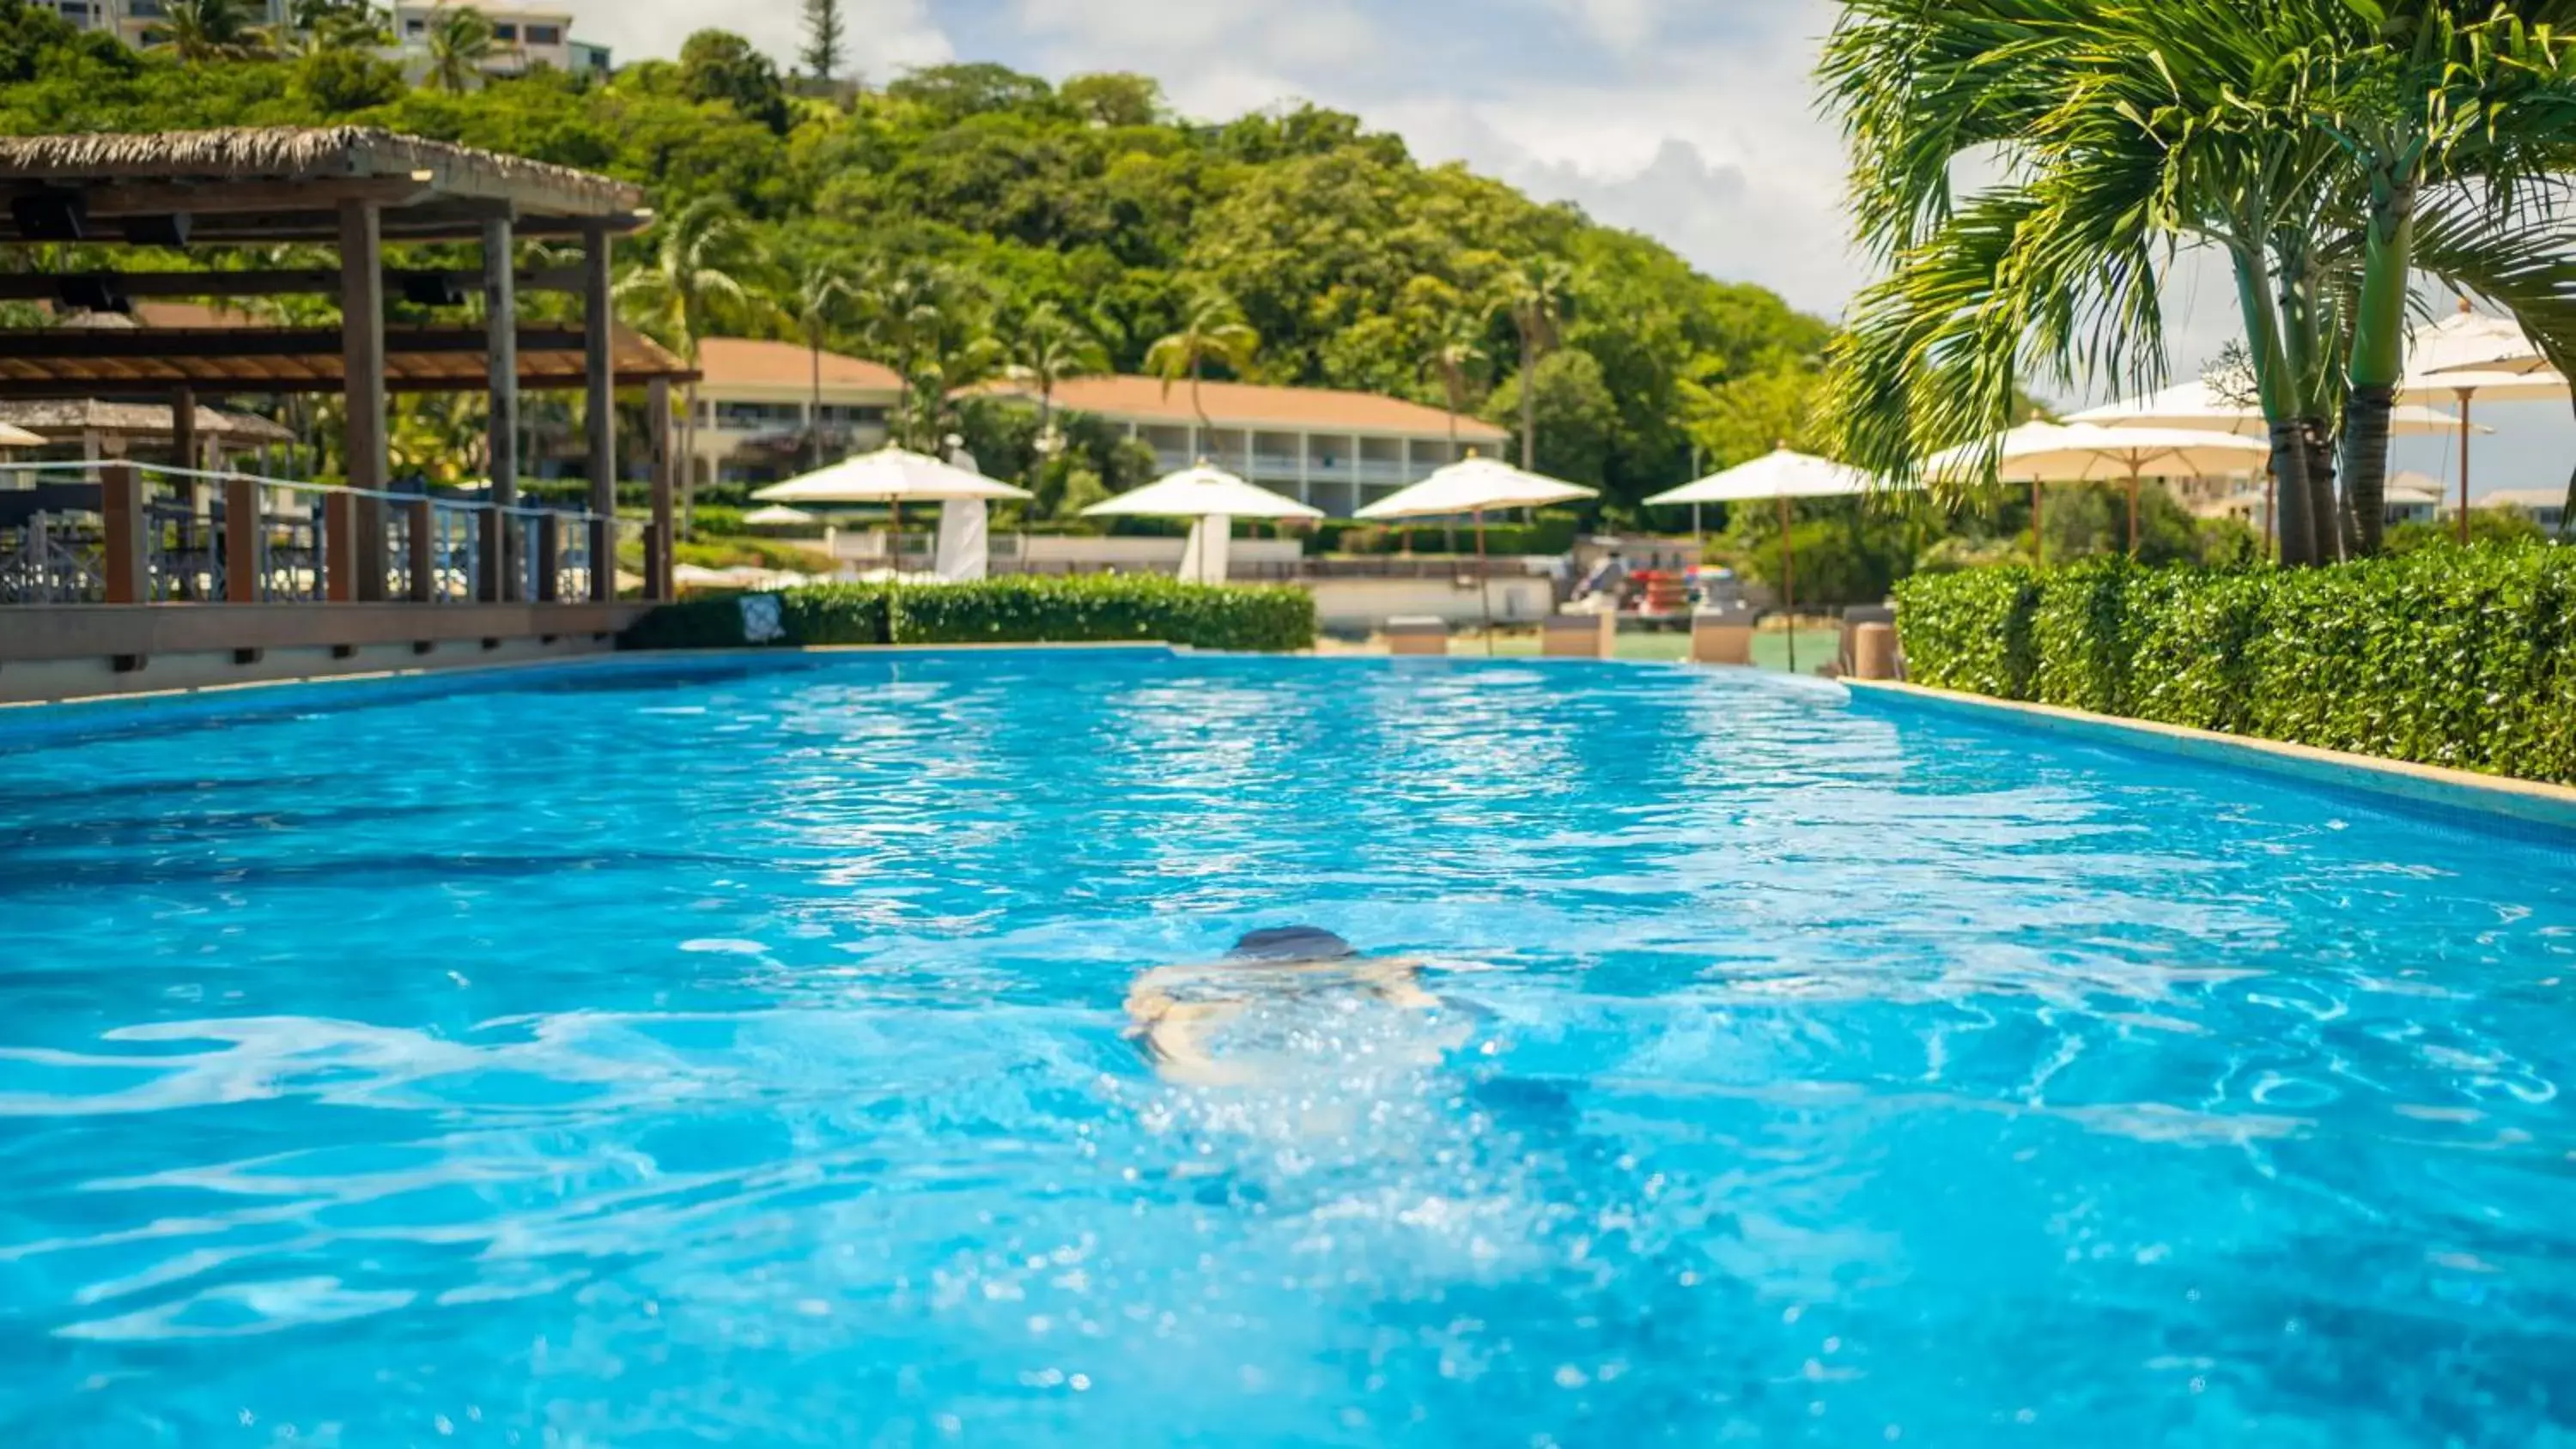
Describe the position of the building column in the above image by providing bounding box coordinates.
[583,219,618,602]
[484,215,520,603]
[339,199,389,603]
[647,376,675,601]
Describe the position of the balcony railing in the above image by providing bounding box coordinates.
[0,461,641,607]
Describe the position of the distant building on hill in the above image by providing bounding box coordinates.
[686,338,902,488]
[33,0,289,43]
[2383,471,2445,528]
[392,2,611,79]
[975,374,1511,518]
[2478,487,2567,533]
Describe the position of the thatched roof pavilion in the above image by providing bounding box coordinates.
[0,126,677,606]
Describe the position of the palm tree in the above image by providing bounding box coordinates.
[1419,308,1488,454]
[424,4,497,94]
[1144,290,1260,449]
[785,259,852,470]
[852,262,959,448]
[1814,0,2576,567]
[1006,302,1109,464]
[1499,258,1573,473]
[615,198,755,538]
[149,0,274,62]
[283,0,392,52]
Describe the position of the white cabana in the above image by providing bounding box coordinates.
[753,446,1030,584]
[1083,464,1323,585]
[1355,455,1598,649]
[740,504,817,527]
[1929,422,2270,557]
[2399,308,2572,543]
[1646,449,1885,673]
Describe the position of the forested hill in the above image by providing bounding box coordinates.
[0,3,1832,509]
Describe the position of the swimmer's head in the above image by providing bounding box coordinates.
[1226,926,1356,963]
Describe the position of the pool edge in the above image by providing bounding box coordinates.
[1844,679,2576,832]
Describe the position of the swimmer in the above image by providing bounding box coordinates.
[1124,927,1468,1086]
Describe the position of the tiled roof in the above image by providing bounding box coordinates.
[696,337,902,391]
[982,374,1510,440]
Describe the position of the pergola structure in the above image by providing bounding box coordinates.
[0,126,690,614]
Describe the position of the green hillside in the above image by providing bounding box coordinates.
[0,1,1832,512]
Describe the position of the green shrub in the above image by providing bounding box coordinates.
[1895,544,2576,784]
[621,575,1317,654]
[1892,565,2040,698]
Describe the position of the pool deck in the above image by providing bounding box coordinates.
[1845,679,2576,834]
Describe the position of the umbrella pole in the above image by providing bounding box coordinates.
[2030,476,2043,564]
[1476,508,1494,656]
[1779,492,1795,676]
[2458,388,2474,546]
[887,495,902,646]
[2127,466,2142,557]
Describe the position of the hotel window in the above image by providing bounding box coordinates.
[816,405,890,427]
[715,402,805,431]
[404,17,424,33]
[526,24,560,44]
[492,23,517,40]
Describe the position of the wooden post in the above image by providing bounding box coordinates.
[102,463,148,604]
[323,491,359,603]
[584,219,618,602]
[171,384,197,473]
[536,512,562,603]
[171,384,203,599]
[405,497,435,603]
[340,200,390,603]
[647,375,675,601]
[484,215,521,601]
[223,475,261,603]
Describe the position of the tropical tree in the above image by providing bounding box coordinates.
[1418,305,1489,453]
[1498,258,1574,472]
[801,0,846,82]
[284,0,392,52]
[1144,290,1261,440]
[1815,0,2576,567]
[148,0,273,62]
[616,198,756,537]
[423,4,496,94]
[1006,302,1109,465]
[852,262,969,447]
[784,258,852,470]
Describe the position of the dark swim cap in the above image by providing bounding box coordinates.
[1227,926,1357,961]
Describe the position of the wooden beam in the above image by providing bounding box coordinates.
[583,220,617,603]
[0,267,586,302]
[0,175,434,219]
[485,215,520,603]
[340,200,388,607]
[647,375,674,602]
[0,367,702,400]
[0,327,606,361]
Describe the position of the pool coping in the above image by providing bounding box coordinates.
[1844,679,2576,832]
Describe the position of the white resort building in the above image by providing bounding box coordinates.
[980,375,1511,518]
[685,338,902,489]
[392,2,611,78]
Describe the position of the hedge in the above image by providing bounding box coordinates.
[1893,547,2576,785]
[621,575,1317,654]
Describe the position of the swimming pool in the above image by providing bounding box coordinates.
[3,649,2572,1446]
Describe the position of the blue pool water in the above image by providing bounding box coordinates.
[3,649,2573,1446]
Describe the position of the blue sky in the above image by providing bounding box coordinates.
[561,0,2572,502]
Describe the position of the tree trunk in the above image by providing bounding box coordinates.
[2302,421,2341,562]
[2339,384,2396,555]
[1518,336,1537,471]
[2269,419,2316,568]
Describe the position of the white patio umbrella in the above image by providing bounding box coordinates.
[1930,422,2270,558]
[2399,307,2571,543]
[1355,455,1598,652]
[741,504,818,526]
[1646,448,1886,674]
[0,422,41,447]
[753,446,1031,638]
[2069,376,2469,437]
[1083,463,1323,585]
